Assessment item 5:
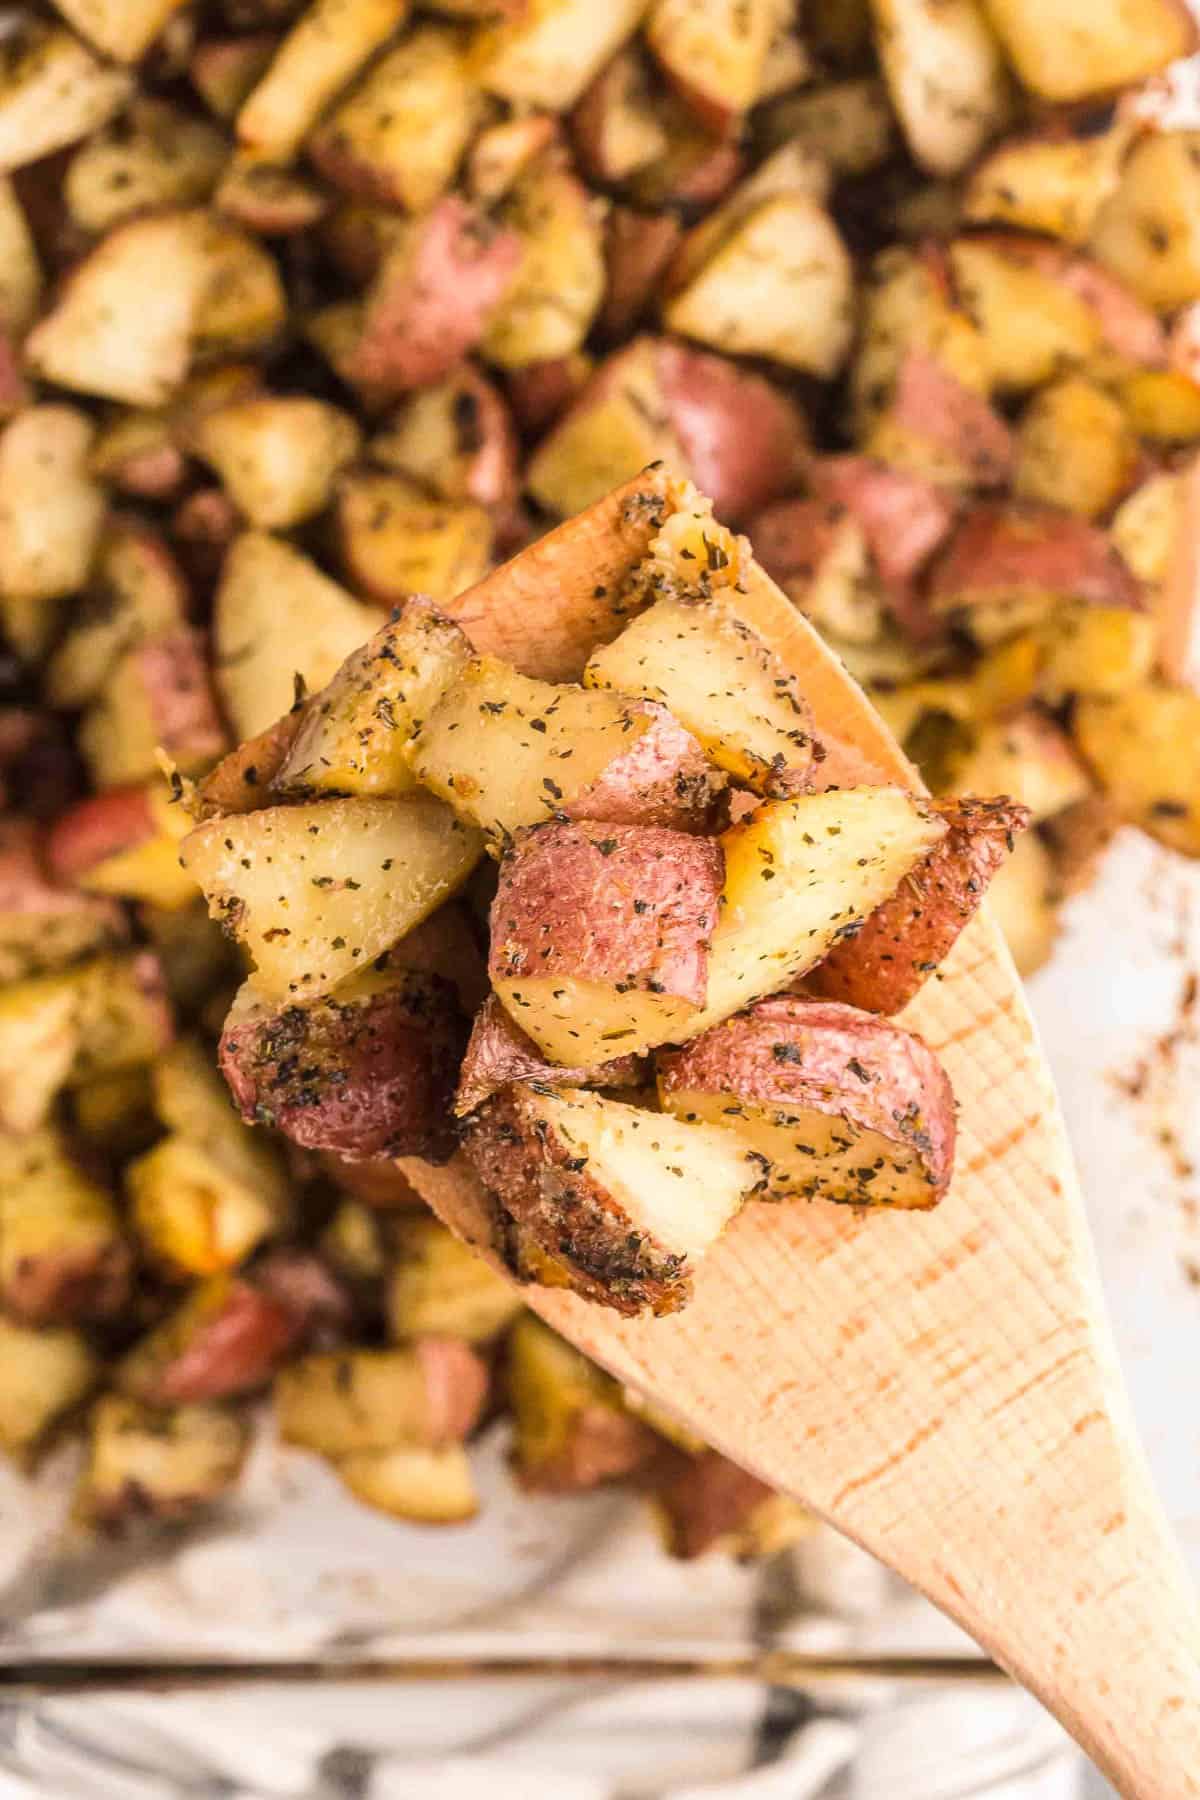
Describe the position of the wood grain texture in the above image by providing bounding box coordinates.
[403,469,1200,1796]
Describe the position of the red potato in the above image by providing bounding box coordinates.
[598,207,684,343]
[809,455,958,642]
[570,46,667,185]
[277,1339,488,1453]
[120,1277,298,1405]
[627,123,743,210]
[645,0,779,135]
[464,1082,755,1315]
[964,233,1167,368]
[370,364,518,513]
[322,1153,428,1209]
[0,1126,130,1326]
[652,1447,801,1559]
[46,519,190,711]
[489,820,724,1063]
[928,502,1143,642]
[347,197,522,394]
[252,1247,353,1349]
[504,1312,658,1492]
[190,706,305,821]
[878,349,1014,489]
[657,995,957,1207]
[505,354,594,437]
[45,781,195,911]
[0,817,127,983]
[189,34,278,120]
[747,495,879,644]
[808,797,1032,1014]
[80,627,227,787]
[219,962,468,1162]
[455,993,645,1116]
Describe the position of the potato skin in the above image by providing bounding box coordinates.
[3,1237,130,1329]
[657,995,956,1204]
[455,994,645,1116]
[929,502,1143,620]
[0,816,126,980]
[808,797,1031,1014]
[809,454,958,640]
[599,208,683,342]
[886,349,1014,487]
[653,1447,792,1559]
[653,341,809,525]
[191,707,305,821]
[489,819,723,1007]
[142,1280,298,1404]
[568,701,723,832]
[220,965,468,1162]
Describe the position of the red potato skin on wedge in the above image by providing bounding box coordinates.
[415,1335,489,1445]
[654,342,810,525]
[349,198,522,393]
[456,994,645,1116]
[657,996,956,1207]
[4,1238,131,1329]
[568,702,724,832]
[192,707,305,820]
[890,350,1014,488]
[136,629,227,768]
[929,503,1143,615]
[808,797,1032,1015]
[489,820,722,1008]
[506,355,593,437]
[252,1248,353,1349]
[220,969,468,1162]
[810,455,958,640]
[980,235,1167,367]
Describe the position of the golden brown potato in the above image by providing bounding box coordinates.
[1013,375,1138,519]
[981,0,1194,102]
[481,155,604,370]
[53,0,189,63]
[471,0,646,111]
[456,993,644,1115]
[809,796,1031,1015]
[190,216,287,359]
[863,347,1013,490]
[0,176,40,334]
[505,1312,657,1491]
[369,365,518,513]
[986,826,1059,976]
[0,1126,129,1325]
[72,1067,156,1158]
[117,1273,300,1405]
[935,707,1093,824]
[963,109,1136,244]
[644,0,780,134]
[1109,366,1200,444]
[946,236,1095,392]
[0,405,105,612]
[0,816,127,983]
[853,243,989,434]
[1090,131,1200,313]
[46,522,188,710]
[180,794,483,1002]
[749,495,883,648]
[464,1083,755,1315]
[236,0,408,161]
[658,995,956,1206]
[336,472,494,607]
[189,397,361,529]
[189,33,277,121]
[570,46,667,184]
[64,99,226,233]
[1033,603,1157,704]
[758,78,895,177]
[0,1316,97,1457]
[1073,683,1200,856]
[387,1214,522,1345]
[47,781,197,911]
[277,1341,488,1455]
[79,628,226,788]
[652,1447,809,1559]
[335,1443,479,1521]
[215,157,328,236]
[75,1395,249,1529]
[0,22,132,172]
[870,0,1010,178]
[466,112,558,205]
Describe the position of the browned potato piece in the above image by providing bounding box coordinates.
[370,365,518,513]
[466,111,558,206]
[0,1317,97,1457]
[471,0,646,111]
[934,708,1093,825]
[335,1443,478,1521]
[481,155,605,369]
[1073,684,1200,857]
[0,174,41,332]
[652,1447,809,1558]
[963,109,1135,244]
[309,23,480,214]
[117,1274,298,1405]
[864,348,1014,491]
[46,522,188,710]
[219,961,467,1161]
[80,629,226,788]
[215,157,328,236]
[0,22,132,173]
[505,1312,657,1491]
[213,532,378,739]
[180,795,484,1002]
[809,797,1031,1015]
[236,0,408,162]
[852,243,989,435]
[64,99,226,233]
[870,0,1010,178]
[598,208,683,343]
[274,602,473,801]
[456,994,644,1116]
[75,1395,249,1529]
[336,472,494,607]
[0,817,127,982]
[407,657,720,841]
[0,1127,129,1325]
[386,1214,522,1344]
[1090,131,1200,313]
[189,397,361,529]
[53,0,189,63]
[464,1083,755,1316]
[190,217,287,359]
[192,708,306,821]
[47,781,196,911]
[1013,375,1138,520]
[190,33,277,121]
[986,826,1059,976]
[277,1341,488,1454]
[658,995,956,1207]
[982,0,1194,102]
[0,405,105,612]
[644,0,779,134]
[758,77,895,176]
[570,46,667,184]
[490,820,723,1063]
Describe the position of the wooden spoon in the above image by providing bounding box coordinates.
[401,468,1200,1796]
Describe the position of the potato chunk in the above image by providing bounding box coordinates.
[963,112,1136,245]
[0,22,132,173]
[586,593,816,798]
[981,0,1194,101]
[490,820,723,1063]
[464,1084,755,1315]
[1090,131,1200,313]
[1073,683,1200,857]
[79,628,226,788]
[335,472,494,607]
[117,1274,297,1404]
[456,993,644,1115]
[506,1313,656,1491]
[75,1396,249,1529]
[871,0,1010,178]
[652,1447,809,1559]
[46,521,188,710]
[277,1341,488,1454]
[180,794,483,1002]
[386,1214,522,1345]
[336,1444,479,1521]
[658,996,956,1207]
[0,1126,129,1326]
[472,0,646,110]
[408,657,719,841]
[1013,375,1138,520]
[0,817,127,983]
[189,397,361,529]
[0,1316,97,1456]
[236,0,408,162]
[0,405,106,607]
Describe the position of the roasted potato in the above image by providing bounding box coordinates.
[0,404,105,612]
[923,706,1093,824]
[870,0,1010,178]
[643,0,780,135]
[79,628,226,788]
[277,1340,488,1454]
[1013,374,1138,520]
[505,1312,656,1491]
[465,1083,755,1315]
[336,472,494,607]
[748,495,883,647]
[0,22,132,173]
[456,993,645,1115]
[481,155,604,370]
[65,99,226,233]
[0,817,127,983]
[982,0,1194,102]
[335,1443,479,1521]
[652,1447,809,1559]
[963,109,1135,245]
[189,397,361,529]
[370,364,518,513]
[758,77,895,176]
[387,1214,522,1344]
[472,0,647,111]
[236,0,408,161]
[0,1316,97,1457]
[1090,130,1200,314]
[0,1126,130,1326]
[987,824,1060,976]
[117,1273,300,1405]
[46,781,197,911]
[570,46,667,185]
[46,522,188,710]
[1073,683,1200,856]
[75,1395,249,1529]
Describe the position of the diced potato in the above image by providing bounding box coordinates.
[653,1447,810,1558]
[236,0,409,161]
[80,629,225,788]
[1073,683,1200,856]
[1014,375,1138,519]
[180,794,483,1001]
[0,974,87,1132]
[981,0,1195,101]
[467,111,558,205]
[213,532,378,739]
[0,1126,128,1325]
[52,0,189,63]
[322,1197,389,1282]
[456,992,644,1115]
[871,0,1010,178]
[369,365,517,512]
[336,473,493,607]
[586,593,817,798]
[757,77,896,177]
[25,210,211,407]
[190,216,287,358]
[663,193,853,377]
[947,236,1100,392]
[570,46,668,185]
[506,1313,655,1490]
[190,397,361,529]
[644,0,780,133]
[386,1215,522,1344]
[1033,604,1158,704]
[1111,367,1200,443]
[664,138,830,296]
[523,338,678,517]
[853,244,989,433]
[986,826,1058,976]
[128,1126,288,1278]
[215,156,328,236]
[0,817,127,984]
[336,1444,478,1522]
[0,1316,97,1456]
[0,177,41,331]
[190,33,278,120]
[0,23,132,173]
[275,602,472,800]
[75,1395,249,1527]
[1110,471,1180,589]
[963,111,1136,244]
[936,707,1093,824]
[116,1271,296,1403]
[472,0,646,111]
[72,1066,156,1157]
[47,781,197,911]
[482,155,604,369]
[277,1342,487,1454]
[46,523,188,710]
[65,99,226,233]
[0,405,105,606]
[1090,131,1200,313]
[310,24,480,214]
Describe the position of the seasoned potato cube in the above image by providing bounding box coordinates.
[482,156,604,369]
[0,817,126,984]
[506,1313,656,1491]
[659,996,956,1207]
[0,175,40,333]
[215,157,328,236]
[1014,375,1137,520]
[275,603,472,801]
[277,1341,488,1454]
[76,1395,248,1528]
[190,33,278,121]
[67,951,174,1086]
[80,629,226,788]
[987,826,1059,976]
[467,110,558,205]
[180,795,483,1002]
[0,972,81,1132]
[644,0,779,134]
[335,1443,478,1521]
[214,533,378,739]
[586,594,816,798]
[472,0,646,110]
[370,365,517,512]
[490,820,723,1063]
[982,0,1194,101]
[0,22,132,173]
[190,216,287,359]
[853,243,989,433]
[465,1083,754,1315]
[52,0,190,63]
[310,23,480,214]
[0,405,105,609]
[236,0,408,161]
[336,472,494,607]
[46,522,188,710]
[963,111,1135,244]
[387,1215,522,1345]
[127,1133,288,1278]
[1073,683,1200,856]
[1111,367,1200,444]
[571,46,667,185]
[759,77,894,177]
[1090,131,1200,313]
[72,1067,156,1157]
[0,1316,97,1456]
[938,707,1093,824]
[189,397,361,530]
[408,656,719,841]
[118,1274,296,1404]
[871,0,1010,178]
[456,992,644,1115]
[653,1447,809,1559]
[65,99,226,233]
[1034,604,1157,704]
[47,781,196,911]
[0,1126,129,1325]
